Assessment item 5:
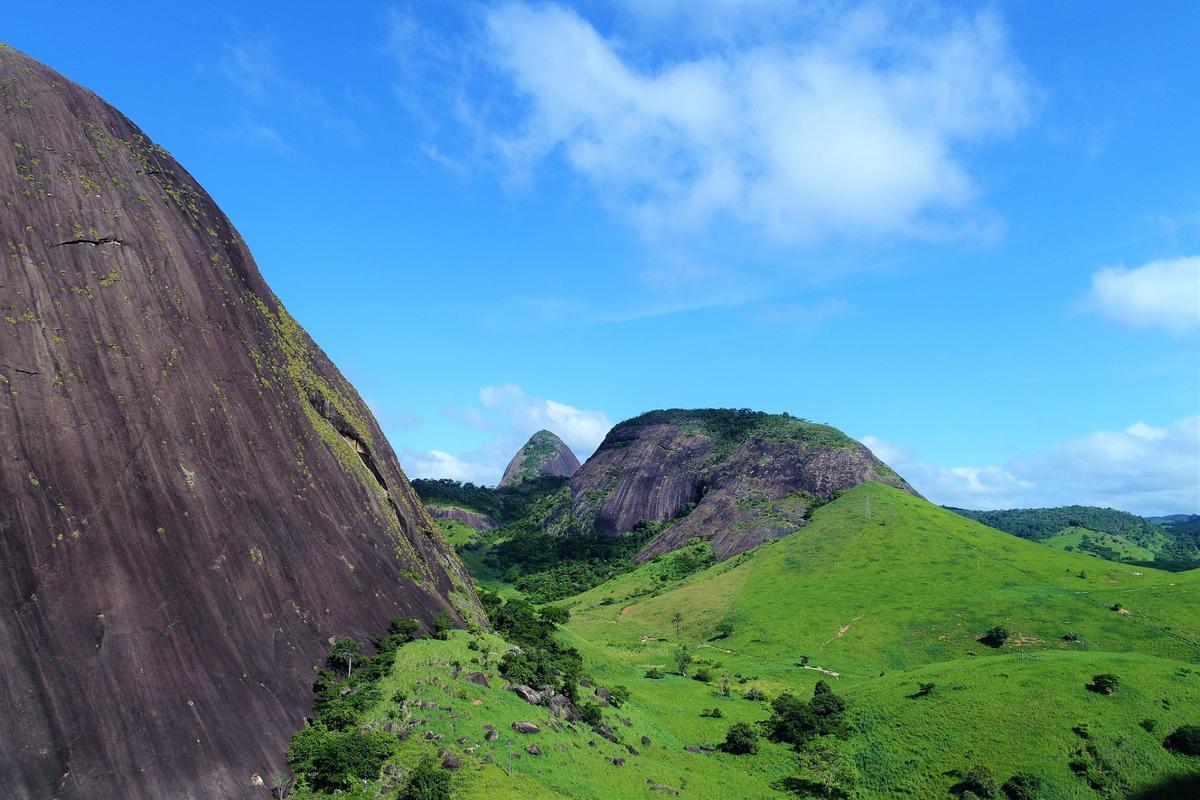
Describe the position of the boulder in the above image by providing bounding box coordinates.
[510,684,544,705]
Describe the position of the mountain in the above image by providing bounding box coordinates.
[0,44,476,800]
[948,505,1199,565]
[498,429,581,488]
[561,409,916,560]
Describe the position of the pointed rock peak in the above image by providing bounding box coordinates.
[499,430,581,487]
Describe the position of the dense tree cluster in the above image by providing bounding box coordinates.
[286,617,454,797]
[411,475,569,524]
[480,591,583,698]
[765,681,848,747]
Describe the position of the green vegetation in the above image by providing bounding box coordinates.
[1044,527,1158,561]
[1164,725,1200,756]
[613,408,859,464]
[551,483,1200,798]
[949,504,1200,567]
[412,476,569,525]
[292,482,1199,798]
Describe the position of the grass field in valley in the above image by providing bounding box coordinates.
[364,483,1199,798]
[1043,527,1159,562]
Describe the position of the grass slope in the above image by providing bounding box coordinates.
[556,483,1200,798]
[358,631,792,799]
[371,484,1198,799]
[1044,527,1158,562]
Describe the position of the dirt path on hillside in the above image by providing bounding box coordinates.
[621,604,635,616]
[820,614,865,650]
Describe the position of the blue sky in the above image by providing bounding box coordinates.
[10,1,1198,512]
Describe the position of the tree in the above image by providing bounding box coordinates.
[793,737,861,798]
[720,674,731,697]
[720,722,758,755]
[980,626,1009,648]
[961,764,999,798]
[1163,724,1200,756]
[389,616,422,643]
[401,755,453,800]
[672,612,684,638]
[673,645,692,676]
[330,638,363,679]
[539,604,570,625]
[1001,772,1044,800]
[287,725,394,793]
[1087,674,1120,695]
[766,683,848,747]
[431,611,455,640]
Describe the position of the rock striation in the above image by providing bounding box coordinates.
[563,409,918,561]
[0,44,476,799]
[498,429,581,488]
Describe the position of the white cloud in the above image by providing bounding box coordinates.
[405,385,612,486]
[404,449,498,485]
[466,2,1029,247]
[864,414,1200,515]
[479,383,612,455]
[1083,255,1200,335]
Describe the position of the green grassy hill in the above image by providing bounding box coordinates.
[298,484,1200,799]
[554,484,1200,798]
[947,505,1200,568]
[1043,527,1159,562]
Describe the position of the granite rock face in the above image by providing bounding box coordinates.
[564,410,918,561]
[498,429,581,488]
[427,504,497,530]
[0,44,476,799]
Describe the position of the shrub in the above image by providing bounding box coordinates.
[1087,674,1120,695]
[693,667,712,683]
[1002,772,1043,800]
[961,764,999,798]
[1140,718,1157,734]
[910,682,935,699]
[1163,724,1200,756]
[720,722,758,755]
[430,611,455,640]
[700,707,723,718]
[743,687,767,701]
[712,619,735,640]
[401,755,453,800]
[388,616,422,643]
[979,626,1009,648]
[1062,632,1081,642]
[607,685,631,708]
[644,667,664,679]
[580,702,603,727]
